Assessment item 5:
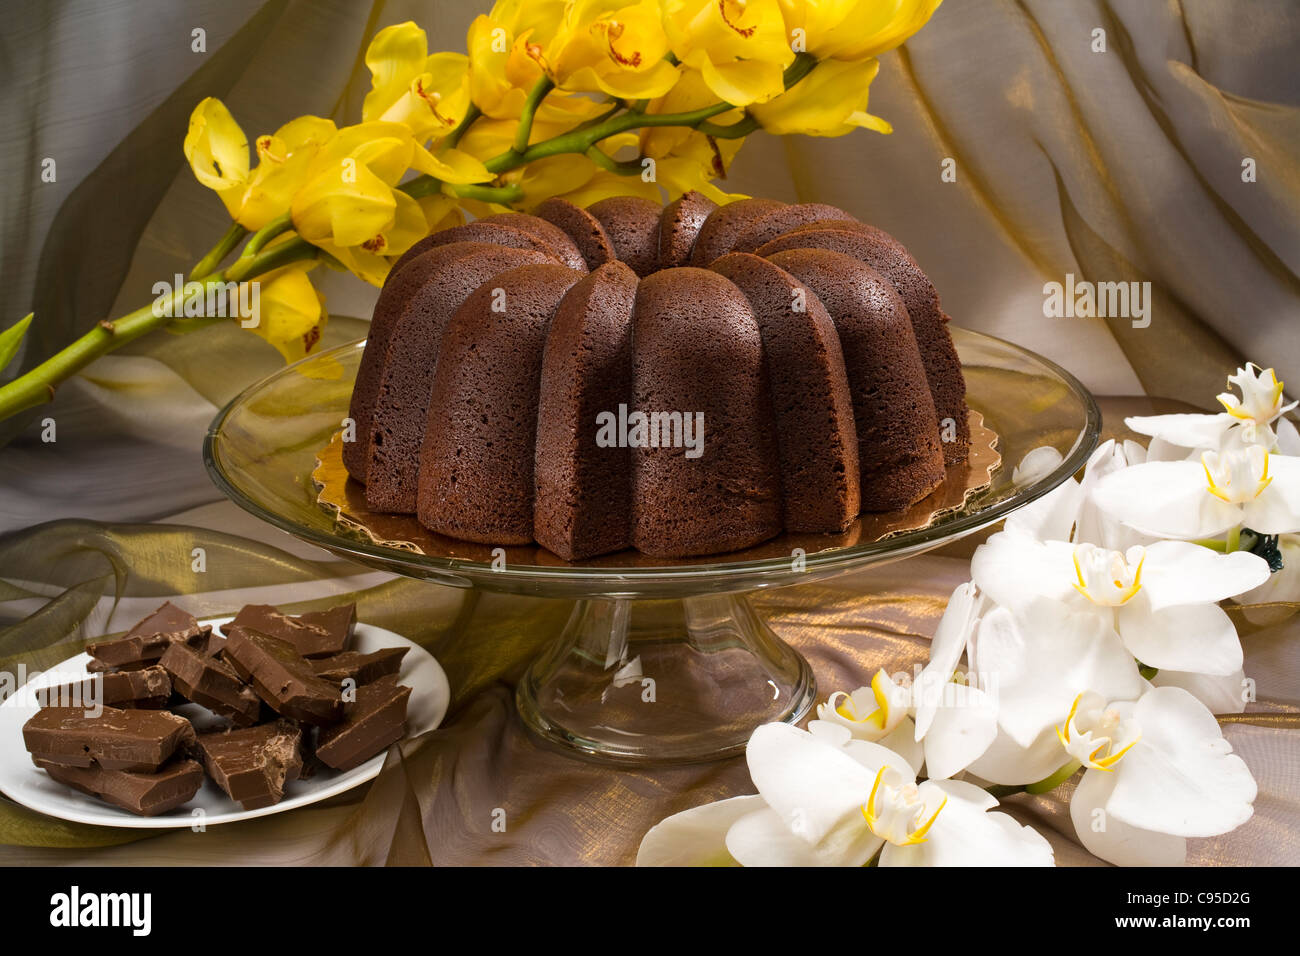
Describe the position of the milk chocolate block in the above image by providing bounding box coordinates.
[23,706,195,772]
[36,666,172,710]
[86,602,208,670]
[160,642,261,726]
[316,676,412,772]
[309,647,408,686]
[222,627,344,725]
[226,603,355,658]
[35,757,203,816]
[196,720,303,810]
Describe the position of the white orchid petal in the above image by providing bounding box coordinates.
[1093,461,1241,538]
[976,602,1145,748]
[1004,477,1082,542]
[806,718,853,749]
[1013,446,1064,485]
[966,726,1067,786]
[1240,456,1300,534]
[1117,598,1243,676]
[1139,541,1271,609]
[745,723,878,854]
[636,794,766,866]
[839,735,917,779]
[921,685,998,779]
[1144,436,1192,462]
[1276,417,1300,456]
[1107,687,1257,837]
[1071,769,1188,866]
[1151,668,1249,715]
[1123,413,1235,450]
[877,717,925,773]
[915,583,982,739]
[881,779,1054,867]
[969,533,1077,611]
[725,806,880,866]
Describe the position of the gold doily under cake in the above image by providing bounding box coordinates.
[311,409,1000,568]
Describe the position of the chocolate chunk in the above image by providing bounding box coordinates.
[86,602,208,670]
[196,720,303,810]
[309,646,408,686]
[227,603,355,658]
[23,706,195,772]
[36,666,172,711]
[195,629,227,657]
[35,757,203,816]
[222,627,344,725]
[160,642,261,726]
[316,676,411,772]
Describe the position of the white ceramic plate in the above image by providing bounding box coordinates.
[0,617,449,828]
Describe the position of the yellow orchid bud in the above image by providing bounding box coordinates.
[663,0,794,106]
[550,0,679,99]
[248,260,326,362]
[183,98,250,216]
[778,0,943,61]
[750,57,892,136]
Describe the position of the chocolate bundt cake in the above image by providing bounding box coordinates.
[345,192,969,559]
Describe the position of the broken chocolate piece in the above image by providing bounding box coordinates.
[23,706,195,772]
[226,603,354,658]
[36,666,172,710]
[35,757,203,816]
[222,627,344,725]
[86,602,208,670]
[196,720,303,810]
[160,642,261,726]
[309,646,408,686]
[316,675,412,772]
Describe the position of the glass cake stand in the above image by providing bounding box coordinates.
[204,328,1100,765]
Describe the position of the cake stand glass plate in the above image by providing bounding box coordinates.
[205,328,1100,765]
[0,619,449,828]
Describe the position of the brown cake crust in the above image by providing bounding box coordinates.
[729,203,856,254]
[587,196,662,277]
[757,227,970,463]
[657,190,718,268]
[534,262,638,560]
[417,263,584,542]
[479,213,589,272]
[767,248,946,511]
[709,253,861,532]
[388,221,563,278]
[534,197,617,270]
[630,268,782,556]
[688,198,785,266]
[364,243,553,512]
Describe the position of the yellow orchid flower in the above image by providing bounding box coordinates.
[248,257,327,362]
[466,12,548,119]
[363,22,472,144]
[639,68,745,160]
[551,169,663,207]
[663,0,794,106]
[778,0,943,61]
[750,57,892,136]
[549,0,680,99]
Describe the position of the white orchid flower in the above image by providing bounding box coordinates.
[817,669,921,765]
[1093,445,1300,540]
[961,599,1147,785]
[1150,668,1250,715]
[911,583,999,779]
[1005,440,1148,550]
[1125,363,1300,459]
[1065,686,1257,866]
[970,531,1269,676]
[636,723,1053,867]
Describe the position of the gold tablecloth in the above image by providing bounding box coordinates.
[0,399,1294,866]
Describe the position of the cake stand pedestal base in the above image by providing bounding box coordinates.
[515,593,816,765]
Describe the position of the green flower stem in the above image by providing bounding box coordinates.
[446,103,481,149]
[513,76,555,154]
[239,212,294,259]
[0,237,317,419]
[188,222,247,280]
[585,146,645,176]
[1226,526,1242,553]
[446,182,526,204]
[983,759,1084,799]
[1194,537,1228,552]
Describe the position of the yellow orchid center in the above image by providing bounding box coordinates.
[1217,363,1288,425]
[256,135,286,165]
[832,670,893,731]
[1056,692,1140,771]
[413,77,453,127]
[718,0,757,38]
[860,766,946,846]
[594,19,643,68]
[1202,446,1272,504]
[1072,544,1144,607]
